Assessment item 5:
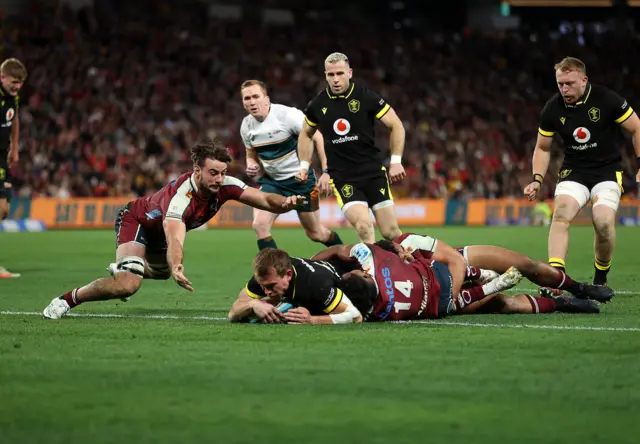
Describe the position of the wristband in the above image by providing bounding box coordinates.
[533,173,544,185]
[299,161,310,170]
[322,168,329,174]
[390,155,402,165]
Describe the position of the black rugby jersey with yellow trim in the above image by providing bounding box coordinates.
[538,83,634,170]
[245,258,357,315]
[304,82,391,180]
[0,84,19,152]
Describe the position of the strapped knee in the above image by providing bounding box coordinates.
[114,256,145,278]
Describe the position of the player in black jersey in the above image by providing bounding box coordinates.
[227,248,363,324]
[0,58,27,279]
[524,57,640,286]
[295,52,406,244]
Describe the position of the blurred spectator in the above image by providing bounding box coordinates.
[2,0,639,200]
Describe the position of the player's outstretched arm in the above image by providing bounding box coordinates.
[8,112,19,167]
[525,133,553,200]
[380,108,406,183]
[228,288,282,323]
[311,244,354,262]
[163,218,193,292]
[237,187,304,214]
[620,112,640,183]
[296,121,317,183]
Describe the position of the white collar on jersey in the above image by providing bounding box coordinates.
[189,173,199,193]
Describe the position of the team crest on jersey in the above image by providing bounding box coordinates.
[333,118,351,136]
[559,169,572,179]
[348,99,360,113]
[5,108,14,122]
[341,184,353,198]
[559,117,566,125]
[588,107,600,122]
[573,127,591,144]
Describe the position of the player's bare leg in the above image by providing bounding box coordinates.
[0,192,19,278]
[343,203,375,243]
[252,208,279,250]
[459,292,599,315]
[463,245,613,302]
[298,210,342,246]
[548,194,582,271]
[591,204,617,285]
[373,204,402,241]
[43,242,148,319]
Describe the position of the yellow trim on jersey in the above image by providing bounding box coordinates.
[329,179,344,208]
[577,84,592,105]
[383,166,394,201]
[291,265,298,299]
[344,83,355,99]
[245,284,262,299]
[0,87,4,96]
[323,288,344,313]
[538,128,555,137]
[326,83,355,99]
[250,135,292,148]
[376,103,391,120]
[615,107,634,124]
[616,171,624,193]
[305,116,317,127]
[259,149,297,164]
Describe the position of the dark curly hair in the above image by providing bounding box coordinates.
[190,137,232,167]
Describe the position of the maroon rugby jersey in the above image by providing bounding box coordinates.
[393,233,438,261]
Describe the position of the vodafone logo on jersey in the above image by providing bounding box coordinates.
[573,127,591,144]
[333,118,351,135]
[6,108,14,121]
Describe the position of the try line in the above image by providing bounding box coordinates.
[1,310,639,332]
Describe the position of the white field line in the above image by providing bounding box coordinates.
[510,288,639,295]
[1,311,639,332]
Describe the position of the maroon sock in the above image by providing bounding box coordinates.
[525,295,557,313]
[465,266,481,281]
[547,269,582,294]
[457,286,487,309]
[62,289,81,309]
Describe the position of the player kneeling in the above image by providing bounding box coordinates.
[43,138,306,320]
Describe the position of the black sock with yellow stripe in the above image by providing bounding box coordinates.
[257,237,277,251]
[549,257,566,272]
[593,257,611,286]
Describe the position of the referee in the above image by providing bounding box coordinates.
[295,52,406,243]
[524,57,640,286]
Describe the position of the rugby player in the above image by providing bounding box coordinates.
[0,58,27,279]
[43,138,307,319]
[524,57,640,285]
[240,80,342,250]
[295,52,406,243]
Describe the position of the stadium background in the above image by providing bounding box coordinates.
[2,0,640,231]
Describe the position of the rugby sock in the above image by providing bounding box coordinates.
[457,286,488,309]
[549,257,566,272]
[323,231,343,247]
[549,269,583,295]
[61,289,81,309]
[465,266,481,281]
[525,295,557,313]
[257,237,277,250]
[593,257,611,285]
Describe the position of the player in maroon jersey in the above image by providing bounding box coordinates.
[43,138,306,319]
[392,233,614,308]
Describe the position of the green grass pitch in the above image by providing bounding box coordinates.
[1,226,640,444]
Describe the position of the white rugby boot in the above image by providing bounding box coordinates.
[482,266,523,295]
[0,266,20,278]
[477,269,500,285]
[43,297,71,319]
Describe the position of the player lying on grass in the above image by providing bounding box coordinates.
[43,138,307,320]
[391,233,614,303]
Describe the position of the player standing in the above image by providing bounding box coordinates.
[43,138,306,319]
[524,57,640,285]
[295,52,406,243]
[0,58,27,279]
[240,80,342,250]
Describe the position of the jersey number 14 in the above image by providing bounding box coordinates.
[393,280,413,313]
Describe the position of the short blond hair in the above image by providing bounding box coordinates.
[0,58,27,80]
[253,248,291,278]
[240,79,267,95]
[554,57,586,75]
[324,52,349,67]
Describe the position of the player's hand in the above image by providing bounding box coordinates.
[295,167,309,184]
[524,182,541,201]
[246,163,260,178]
[284,307,314,324]
[388,163,406,183]
[7,149,18,168]
[282,195,307,210]
[171,264,194,292]
[318,173,331,196]
[251,300,285,324]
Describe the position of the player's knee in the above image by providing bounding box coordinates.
[380,224,401,241]
[354,219,373,239]
[114,273,142,297]
[593,218,615,240]
[494,294,518,314]
[252,219,272,238]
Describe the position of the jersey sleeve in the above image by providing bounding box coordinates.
[399,234,438,259]
[245,277,266,299]
[297,275,344,314]
[606,90,635,124]
[538,101,556,137]
[282,105,305,135]
[240,118,253,149]
[304,99,319,128]
[363,87,391,120]
[164,179,194,223]
[220,176,249,201]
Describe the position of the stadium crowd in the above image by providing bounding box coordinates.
[2,0,639,200]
